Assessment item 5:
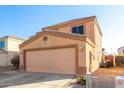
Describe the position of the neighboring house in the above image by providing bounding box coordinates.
[118,46,124,55]
[0,36,25,67]
[19,16,102,75]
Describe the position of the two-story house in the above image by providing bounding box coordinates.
[0,36,25,67]
[19,16,102,75]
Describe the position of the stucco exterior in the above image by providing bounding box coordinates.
[20,16,102,75]
[0,36,25,67]
[7,38,24,52]
[0,50,8,66]
[26,47,76,74]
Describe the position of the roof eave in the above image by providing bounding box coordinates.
[19,30,88,49]
[42,16,96,30]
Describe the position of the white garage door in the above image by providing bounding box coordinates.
[25,47,76,74]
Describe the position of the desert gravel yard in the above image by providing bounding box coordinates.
[63,77,115,88]
[95,67,124,77]
[63,67,124,88]
[92,67,124,88]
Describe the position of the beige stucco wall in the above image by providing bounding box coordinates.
[57,21,102,72]
[5,38,24,66]
[0,51,8,66]
[0,37,24,52]
[94,22,102,65]
[20,34,86,68]
[20,18,102,74]
[59,26,71,33]
[0,37,24,67]
[46,21,95,43]
[0,51,18,67]
[85,43,94,72]
[85,22,102,72]
[85,21,94,42]
[7,38,24,52]
[83,22,102,72]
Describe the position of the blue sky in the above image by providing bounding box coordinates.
[0,5,124,54]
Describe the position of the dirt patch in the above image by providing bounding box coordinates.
[64,68,124,88]
[95,67,124,77]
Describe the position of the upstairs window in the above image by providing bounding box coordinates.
[0,41,5,48]
[72,25,84,34]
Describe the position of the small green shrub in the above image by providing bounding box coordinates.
[76,76,86,85]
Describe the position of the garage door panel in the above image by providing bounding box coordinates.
[25,47,76,74]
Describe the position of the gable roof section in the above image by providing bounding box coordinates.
[42,16,102,36]
[42,16,95,30]
[19,30,93,49]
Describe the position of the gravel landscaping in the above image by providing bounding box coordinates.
[63,67,124,88]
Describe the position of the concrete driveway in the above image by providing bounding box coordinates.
[0,69,74,88]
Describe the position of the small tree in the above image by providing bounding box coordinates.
[11,55,19,69]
